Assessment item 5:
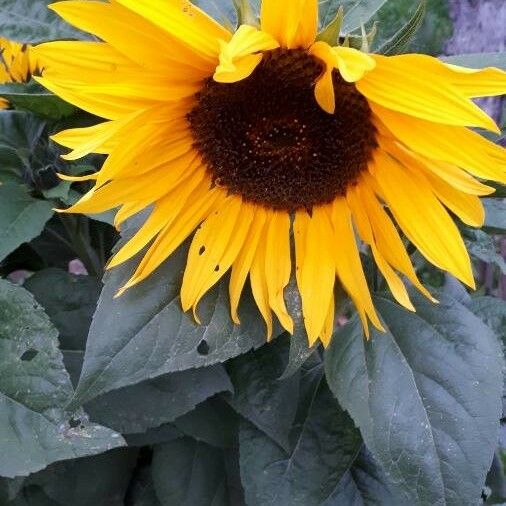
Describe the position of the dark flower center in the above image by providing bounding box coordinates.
[188,48,377,211]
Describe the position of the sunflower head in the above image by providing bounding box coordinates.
[33,0,506,345]
[0,36,38,110]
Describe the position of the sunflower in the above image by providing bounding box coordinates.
[0,37,37,109]
[33,0,506,345]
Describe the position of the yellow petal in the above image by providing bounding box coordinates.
[108,168,206,268]
[374,54,506,98]
[359,175,435,303]
[181,196,254,319]
[330,198,383,335]
[412,53,506,97]
[51,114,136,160]
[443,63,506,97]
[417,170,485,227]
[49,1,217,70]
[370,151,475,288]
[372,105,506,183]
[62,151,199,214]
[309,42,376,113]
[34,76,135,120]
[294,207,336,344]
[309,41,337,113]
[261,0,317,49]
[214,24,279,83]
[379,138,495,196]
[249,220,274,339]
[264,211,293,334]
[347,184,414,311]
[333,46,376,82]
[114,0,231,61]
[229,205,267,324]
[92,107,193,185]
[117,184,227,295]
[358,54,500,132]
[319,293,335,348]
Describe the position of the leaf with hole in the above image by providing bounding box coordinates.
[0,280,125,478]
[69,215,272,409]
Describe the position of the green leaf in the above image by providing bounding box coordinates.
[0,111,46,177]
[84,366,232,434]
[151,438,228,506]
[0,183,54,262]
[226,337,300,452]
[239,378,362,506]
[376,0,426,55]
[127,467,163,506]
[373,0,452,55]
[342,0,388,34]
[323,448,405,505]
[125,424,183,448]
[0,83,75,120]
[483,198,506,234]
[173,397,239,448]
[22,448,138,506]
[24,269,101,351]
[0,0,89,43]
[465,229,506,274]
[468,296,506,341]
[69,216,270,409]
[325,291,503,505]
[441,53,506,70]
[0,280,125,478]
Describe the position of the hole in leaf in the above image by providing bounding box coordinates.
[20,349,38,361]
[197,340,210,355]
[69,418,81,428]
[214,265,220,272]
[199,246,206,255]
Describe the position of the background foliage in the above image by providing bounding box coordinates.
[0,0,505,505]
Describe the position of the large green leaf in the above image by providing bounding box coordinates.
[69,217,270,409]
[325,292,503,505]
[0,183,53,261]
[173,397,239,448]
[483,198,506,234]
[20,448,138,506]
[323,448,405,505]
[465,229,506,274]
[441,53,506,70]
[151,438,229,506]
[239,378,362,506]
[0,111,46,181]
[127,467,163,506]
[0,280,124,478]
[24,269,101,351]
[84,366,232,434]
[468,296,506,341]
[0,0,89,43]
[226,337,300,451]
